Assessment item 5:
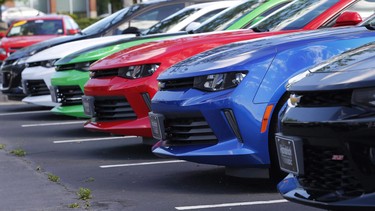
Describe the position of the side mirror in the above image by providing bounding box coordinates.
[185,22,201,32]
[0,32,5,38]
[67,29,80,35]
[334,11,362,27]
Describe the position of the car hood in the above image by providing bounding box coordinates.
[89,29,293,70]
[54,32,189,66]
[287,42,375,91]
[25,34,135,63]
[5,35,88,60]
[158,26,375,80]
[1,35,58,47]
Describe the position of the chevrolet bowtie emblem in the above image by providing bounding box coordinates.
[289,94,302,107]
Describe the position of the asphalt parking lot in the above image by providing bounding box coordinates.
[0,94,323,211]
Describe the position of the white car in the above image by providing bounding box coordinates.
[21,34,135,107]
[143,1,242,34]
[20,1,239,107]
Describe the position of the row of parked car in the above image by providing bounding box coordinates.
[1,0,375,210]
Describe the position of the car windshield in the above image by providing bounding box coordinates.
[194,0,266,33]
[7,19,64,36]
[81,4,142,35]
[143,7,199,35]
[250,0,339,32]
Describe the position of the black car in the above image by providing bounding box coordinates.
[0,0,214,100]
[276,40,375,210]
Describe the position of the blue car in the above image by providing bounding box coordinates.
[149,15,375,179]
[276,41,375,210]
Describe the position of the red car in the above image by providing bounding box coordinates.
[0,15,80,63]
[83,0,367,140]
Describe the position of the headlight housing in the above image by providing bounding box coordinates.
[193,72,247,92]
[118,64,159,79]
[40,59,57,68]
[74,62,92,71]
[351,87,375,108]
[0,47,6,55]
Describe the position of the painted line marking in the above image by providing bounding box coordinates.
[53,136,137,144]
[0,110,50,116]
[100,160,186,168]
[21,121,86,127]
[175,199,288,210]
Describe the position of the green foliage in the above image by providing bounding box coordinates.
[68,203,80,208]
[47,173,60,183]
[77,187,92,200]
[0,144,5,150]
[75,17,100,29]
[10,149,26,157]
[85,177,95,182]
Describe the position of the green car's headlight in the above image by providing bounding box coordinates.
[118,64,159,79]
[352,87,375,108]
[193,72,247,92]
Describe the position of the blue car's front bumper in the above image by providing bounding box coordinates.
[151,87,272,167]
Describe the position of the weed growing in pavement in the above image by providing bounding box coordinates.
[0,144,5,150]
[10,148,26,157]
[77,187,92,200]
[68,203,80,208]
[85,177,95,182]
[47,173,60,183]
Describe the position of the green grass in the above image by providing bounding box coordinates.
[68,203,80,208]
[0,144,5,150]
[10,148,26,157]
[77,187,92,200]
[47,173,60,183]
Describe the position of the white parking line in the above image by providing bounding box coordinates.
[21,121,86,127]
[0,110,50,116]
[53,136,137,144]
[100,160,186,168]
[175,199,288,210]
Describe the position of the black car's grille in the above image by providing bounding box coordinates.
[56,85,83,105]
[160,78,194,90]
[297,90,352,107]
[298,145,364,200]
[164,116,218,146]
[1,71,10,88]
[93,96,137,121]
[24,80,49,96]
[91,69,118,78]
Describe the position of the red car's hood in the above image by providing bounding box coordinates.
[1,35,59,48]
[90,29,301,71]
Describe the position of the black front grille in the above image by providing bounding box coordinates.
[1,71,10,88]
[56,85,83,105]
[91,69,118,78]
[165,116,218,145]
[24,80,49,96]
[93,96,137,121]
[56,64,76,71]
[298,145,364,199]
[298,90,352,107]
[160,78,194,90]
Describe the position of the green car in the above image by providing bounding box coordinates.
[50,0,291,118]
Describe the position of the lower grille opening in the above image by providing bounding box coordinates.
[93,96,137,121]
[24,80,49,96]
[56,85,84,106]
[164,116,218,146]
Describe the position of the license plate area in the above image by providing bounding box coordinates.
[82,95,95,117]
[275,133,304,175]
[149,112,165,140]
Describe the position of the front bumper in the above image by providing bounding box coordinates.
[50,69,89,118]
[83,76,157,137]
[1,63,26,100]
[278,106,375,209]
[151,88,271,167]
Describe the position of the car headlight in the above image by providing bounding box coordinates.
[351,87,375,108]
[40,59,57,68]
[193,72,247,92]
[118,64,159,79]
[13,57,29,65]
[74,62,92,71]
[0,48,6,55]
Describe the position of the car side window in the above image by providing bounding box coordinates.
[129,3,185,31]
[322,0,375,28]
